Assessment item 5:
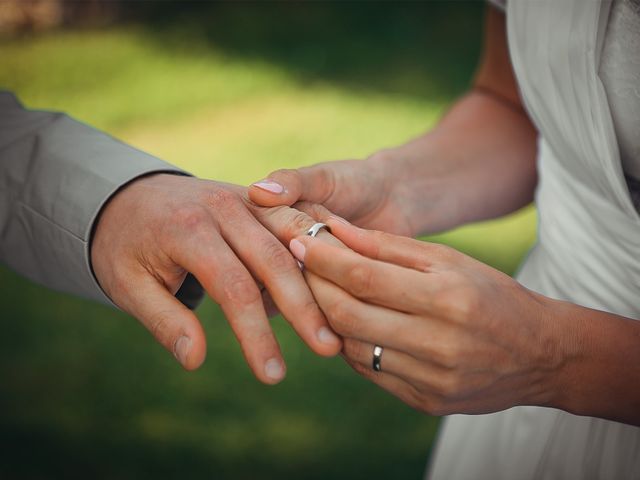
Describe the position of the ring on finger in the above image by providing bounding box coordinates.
[306,222,331,238]
[298,222,331,269]
[372,344,384,372]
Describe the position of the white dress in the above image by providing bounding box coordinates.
[427,1,640,478]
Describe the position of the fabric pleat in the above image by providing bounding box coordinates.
[428,1,640,478]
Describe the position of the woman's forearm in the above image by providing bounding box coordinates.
[546,298,640,426]
[251,7,535,238]
[365,7,538,236]
[370,88,539,236]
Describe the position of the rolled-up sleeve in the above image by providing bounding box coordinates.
[0,91,203,307]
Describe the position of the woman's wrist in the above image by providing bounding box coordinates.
[526,294,582,411]
[365,142,463,236]
[536,295,640,425]
[365,89,539,236]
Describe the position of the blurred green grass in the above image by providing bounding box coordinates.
[0,4,536,479]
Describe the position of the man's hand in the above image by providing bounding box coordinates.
[91,173,342,383]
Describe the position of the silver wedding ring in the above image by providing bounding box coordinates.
[372,345,384,372]
[306,222,331,237]
[297,222,331,269]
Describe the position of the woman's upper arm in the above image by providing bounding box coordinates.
[473,5,526,114]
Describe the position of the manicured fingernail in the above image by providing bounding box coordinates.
[252,179,284,194]
[329,215,350,225]
[289,239,306,262]
[317,326,339,345]
[265,358,285,381]
[174,335,192,366]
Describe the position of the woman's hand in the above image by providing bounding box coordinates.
[289,216,566,415]
[249,8,539,240]
[249,155,419,237]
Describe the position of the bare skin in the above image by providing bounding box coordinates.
[250,7,640,425]
[249,8,538,237]
[92,174,343,383]
[290,218,640,426]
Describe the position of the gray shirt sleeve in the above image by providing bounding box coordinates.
[0,91,204,308]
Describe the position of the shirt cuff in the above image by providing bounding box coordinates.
[0,92,204,308]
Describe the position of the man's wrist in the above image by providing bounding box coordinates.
[90,171,195,306]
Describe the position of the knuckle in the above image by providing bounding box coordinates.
[313,167,336,203]
[261,240,297,273]
[431,341,460,370]
[148,310,173,346]
[282,290,323,326]
[433,283,480,324]
[406,369,431,392]
[246,326,276,347]
[434,343,461,370]
[435,373,463,399]
[237,327,278,360]
[222,274,261,306]
[202,188,241,215]
[346,263,374,298]
[325,299,357,336]
[453,286,481,320]
[342,338,365,361]
[298,295,323,319]
[365,230,387,259]
[169,204,210,234]
[289,210,313,236]
[294,201,330,222]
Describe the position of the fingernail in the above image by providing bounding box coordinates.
[265,358,285,381]
[174,335,192,366]
[317,326,339,345]
[289,239,306,262]
[252,179,284,194]
[329,215,350,225]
